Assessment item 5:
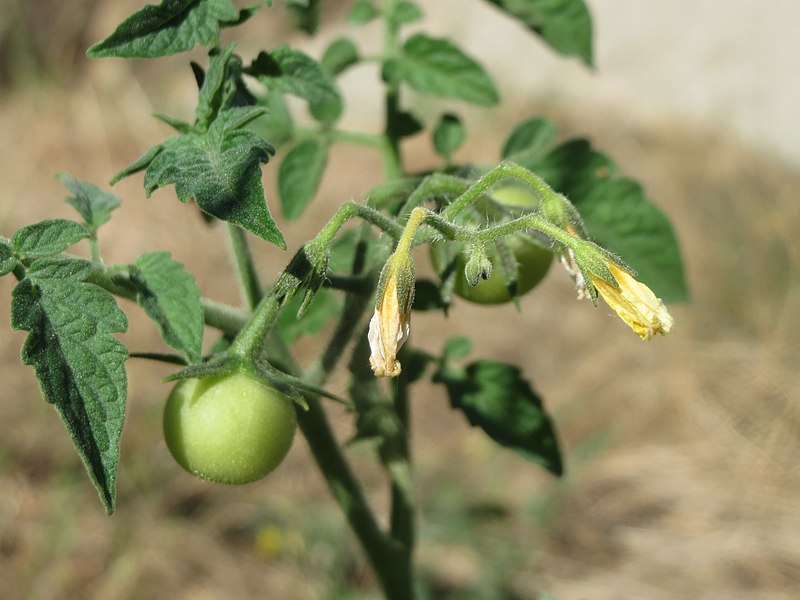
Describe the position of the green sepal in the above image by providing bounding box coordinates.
[270,239,331,316]
[252,359,351,410]
[11,256,128,513]
[162,355,238,382]
[375,250,416,316]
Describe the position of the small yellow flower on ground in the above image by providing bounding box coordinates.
[591,262,674,340]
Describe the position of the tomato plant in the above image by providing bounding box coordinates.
[0,1,687,597]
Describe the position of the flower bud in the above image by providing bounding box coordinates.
[591,262,673,340]
[464,244,493,287]
[368,253,415,377]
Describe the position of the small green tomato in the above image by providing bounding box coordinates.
[430,184,553,305]
[163,371,297,485]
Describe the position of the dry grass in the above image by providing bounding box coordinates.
[2,3,800,599]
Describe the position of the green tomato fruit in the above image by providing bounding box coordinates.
[430,184,553,305]
[163,372,297,485]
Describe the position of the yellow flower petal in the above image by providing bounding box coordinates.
[368,274,410,377]
[591,263,674,340]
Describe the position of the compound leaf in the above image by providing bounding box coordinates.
[87,0,240,59]
[11,257,128,513]
[434,359,562,475]
[131,252,204,363]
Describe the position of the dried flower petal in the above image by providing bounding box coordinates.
[592,263,673,340]
[368,273,411,377]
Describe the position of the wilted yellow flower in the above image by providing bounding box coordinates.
[591,262,674,340]
[368,265,412,377]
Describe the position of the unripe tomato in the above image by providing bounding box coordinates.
[163,371,297,485]
[430,184,553,305]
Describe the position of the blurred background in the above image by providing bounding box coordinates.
[1,1,799,598]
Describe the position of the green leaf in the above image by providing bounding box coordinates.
[248,46,339,105]
[11,257,128,513]
[0,239,16,276]
[130,252,204,363]
[278,138,329,220]
[254,92,294,146]
[395,34,499,106]
[286,0,321,34]
[442,336,472,360]
[500,116,558,168]
[275,287,342,344]
[12,219,89,260]
[348,0,380,24]
[387,109,424,140]
[320,37,360,77]
[434,360,562,475]
[432,113,466,160]
[153,112,193,134]
[389,1,423,27]
[87,0,240,59]
[309,95,344,125]
[142,108,285,247]
[533,139,689,302]
[195,45,239,130]
[111,144,164,186]
[484,0,593,67]
[58,173,121,231]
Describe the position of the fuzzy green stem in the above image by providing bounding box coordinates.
[382,0,404,182]
[227,223,263,311]
[316,200,406,246]
[390,372,414,552]
[442,161,558,220]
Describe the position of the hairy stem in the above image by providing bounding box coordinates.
[227,223,263,311]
